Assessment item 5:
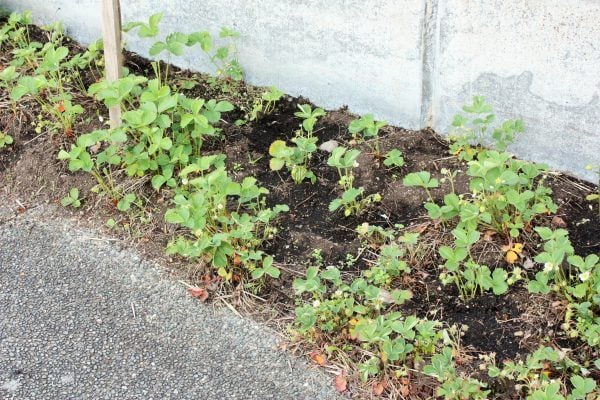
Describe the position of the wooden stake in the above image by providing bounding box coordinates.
[101,0,123,128]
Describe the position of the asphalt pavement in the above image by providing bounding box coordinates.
[0,206,341,400]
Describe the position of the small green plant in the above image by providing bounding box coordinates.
[449,96,524,161]
[268,138,318,184]
[293,248,440,381]
[486,346,598,400]
[0,11,33,50]
[165,164,288,282]
[348,113,387,158]
[383,148,404,168]
[327,147,380,216]
[328,187,381,217]
[249,86,284,121]
[60,188,82,208]
[187,26,243,82]
[294,104,325,137]
[527,228,600,346]
[117,193,137,212]
[403,171,439,203]
[0,131,13,149]
[438,227,514,300]
[528,227,573,295]
[424,347,490,399]
[584,164,599,216]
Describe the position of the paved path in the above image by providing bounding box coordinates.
[0,208,340,399]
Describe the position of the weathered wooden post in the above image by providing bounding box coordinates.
[101,0,123,128]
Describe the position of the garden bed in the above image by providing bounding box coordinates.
[1,12,599,399]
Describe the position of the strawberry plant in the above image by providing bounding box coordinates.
[249,86,284,121]
[268,138,318,184]
[294,104,325,137]
[438,227,514,300]
[60,187,81,208]
[486,346,598,400]
[0,131,13,149]
[403,171,439,203]
[328,146,380,216]
[449,96,525,161]
[383,148,404,168]
[165,163,288,282]
[349,113,387,158]
[424,347,490,400]
[0,11,33,50]
[294,250,441,382]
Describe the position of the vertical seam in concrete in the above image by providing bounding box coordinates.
[419,0,440,128]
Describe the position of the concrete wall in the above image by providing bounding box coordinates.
[2,0,599,181]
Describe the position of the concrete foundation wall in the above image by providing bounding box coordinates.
[2,0,599,181]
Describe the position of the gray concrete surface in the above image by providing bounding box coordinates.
[1,0,599,181]
[0,208,341,400]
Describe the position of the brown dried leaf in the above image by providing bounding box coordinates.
[372,381,386,396]
[412,223,428,234]
[399,377,411,397]
[334,372,347,393]
[551,215,567,228]
[187,286,209,302]
[310,351,327,366]
[483,230,496,241]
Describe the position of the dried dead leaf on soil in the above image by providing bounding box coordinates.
[310,351,327,366]
[334,371,347,393]
[372,380,386,396]
[187,286,209,302]
[551,215,567,228]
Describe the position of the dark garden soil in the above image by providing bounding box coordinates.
[1,23,599,399]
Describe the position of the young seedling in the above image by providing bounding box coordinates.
[249,86,284,121]
[327,146,360,187]
[403,171,439,203]
[250,256,280,279]
[187,26,243,83]
[117,193,137,212]
[383,148,404,168]
[268,138,317,184]
[60,187,81,208]
[449,96,524,160]
[0,131,13,149]
[348,113,387,158]
[294,104,325,137]
[327,147,380,216]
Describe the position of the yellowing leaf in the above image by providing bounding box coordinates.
[512,243,523,254]
[505,250,518,264]
[310,351,326,366]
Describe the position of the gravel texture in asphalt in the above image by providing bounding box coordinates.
[0,208,341,399]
